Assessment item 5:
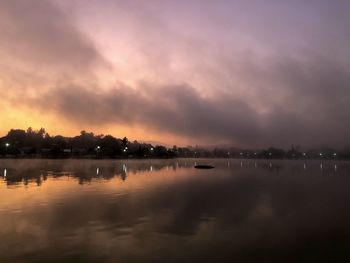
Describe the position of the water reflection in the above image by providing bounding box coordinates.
[0,159,350,262]
[0,159,347,187]
[0,160,183,186]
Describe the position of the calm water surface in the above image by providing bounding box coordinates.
[0,159,350,263]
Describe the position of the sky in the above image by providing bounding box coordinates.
[0,0,349,148]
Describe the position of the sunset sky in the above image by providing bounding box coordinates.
[1,0,349,147]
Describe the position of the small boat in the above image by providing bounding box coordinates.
[194,164,215,169]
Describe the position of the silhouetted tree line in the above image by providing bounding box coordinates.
[0,128,180,159]
[0,128,349,159]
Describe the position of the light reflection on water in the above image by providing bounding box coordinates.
[0,159,350,263]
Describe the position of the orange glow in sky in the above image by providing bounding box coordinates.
[1,0,350,147]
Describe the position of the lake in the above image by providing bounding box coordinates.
[0,159,350,262]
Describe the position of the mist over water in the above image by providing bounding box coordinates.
[1,159,350,262]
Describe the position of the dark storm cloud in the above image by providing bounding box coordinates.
[34,83,263,145]
[34,50,350,147]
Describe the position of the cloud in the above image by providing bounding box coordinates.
[32,82,263,145]
[0,0,108,90]
[31,50,350,148]
[1,0,350,148]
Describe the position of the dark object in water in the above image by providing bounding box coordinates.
[194,164,215,169]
